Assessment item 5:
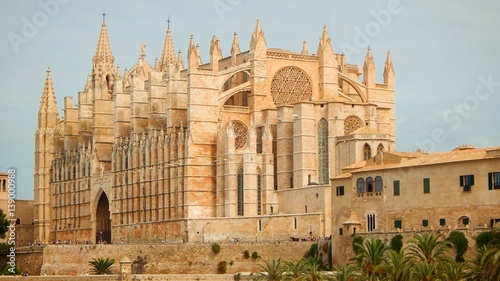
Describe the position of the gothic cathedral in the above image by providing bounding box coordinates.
[34,19,395,244]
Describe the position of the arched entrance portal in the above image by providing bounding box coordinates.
[96,192,111,244]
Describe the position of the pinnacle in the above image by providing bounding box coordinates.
[39,67,59,118]
[160,28,176,70]
[93,21,115,70]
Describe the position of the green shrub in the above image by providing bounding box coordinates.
[448,230,468,262]
[212,243,221,254]
[217,261,227,273]
[390,234,404,253]
[352,236,363,254]
[251,251,259,259]
[243,250,250,259]
[476,229,500,248]
[88,258,115,275]
[309,243,319,258]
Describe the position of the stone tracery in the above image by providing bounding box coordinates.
[270,66,312,106]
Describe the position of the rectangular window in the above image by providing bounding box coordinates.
[422,220,428,227]
[462,217,469,225]
[440,218,446,226]
[423,178,430,194]
[394,219,402,229]
[339,228,343,236]
[488,172,500,190]
[393,180,400,196]
[336,186,344,196]
[460,175,474,191]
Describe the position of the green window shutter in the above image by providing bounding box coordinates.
[459,175,463,186]
[471,175,475,185]
[489,173,493,190]
[339,228,343,236]
[423,178,430,193]
[440,218,446,226]
[422,220,428,227]
[393,180,400,196]
[394,220,402,229]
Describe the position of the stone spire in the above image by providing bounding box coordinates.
[177,50,184,70]
[92,19,115,71]
[317,25,338,99]
[231,32,240,66]
[363,47,375,87]
[210,35,222,72]
[187,35,197,69]
[160,27,176,71]
[250,20,266,56]
[301,40,309,55]
[38,67,59,128]
[383,50,395,88]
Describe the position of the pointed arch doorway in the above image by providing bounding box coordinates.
[96,192,111,244]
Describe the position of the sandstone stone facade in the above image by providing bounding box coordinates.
[33,19,395,245]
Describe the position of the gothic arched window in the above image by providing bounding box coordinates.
[318,118,329,184]
[375,176,383,192]
[357,178,365,193]
[366,177,374,193]
[377,143,384,154]
[363,143,372,160]
[237,167,244,216]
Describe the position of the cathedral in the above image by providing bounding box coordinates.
[33,18,396,244]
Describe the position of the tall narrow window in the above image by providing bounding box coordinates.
[489,172,500,190]
[366,177,374,193]
[375,176,383,192]
[257,168,262,215]
[393,180,400,196]
[377,143,384,154]
[357,178,365,193]
[318,118,329,184]
[423,178,430,194]
[363,143,371,160]
[367,213,376,232]
[237,168,244,216]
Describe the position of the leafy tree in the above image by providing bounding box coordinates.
[442,261,466,281]
[476,229,500,249]
[298,256,328,281]
[0,209,11,239]
[390,234,403,253]
[88,258,115,275]
[447,230,468,262]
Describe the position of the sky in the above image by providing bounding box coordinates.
[1,0,499,199]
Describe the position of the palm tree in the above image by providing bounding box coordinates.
[383,249,412,281]
[353,238,389,281]
[464,244,500,281]
[406,233,452,280]
[442,261,466,281]
[88,257,115,275]
[253,258,287,281]
[299,256,328,281]
[332,264,360,281]
[283,260,305,281]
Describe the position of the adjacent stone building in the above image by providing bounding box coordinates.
[0,172,34,245]
[33,19,396,244]
[330,145,500,264]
